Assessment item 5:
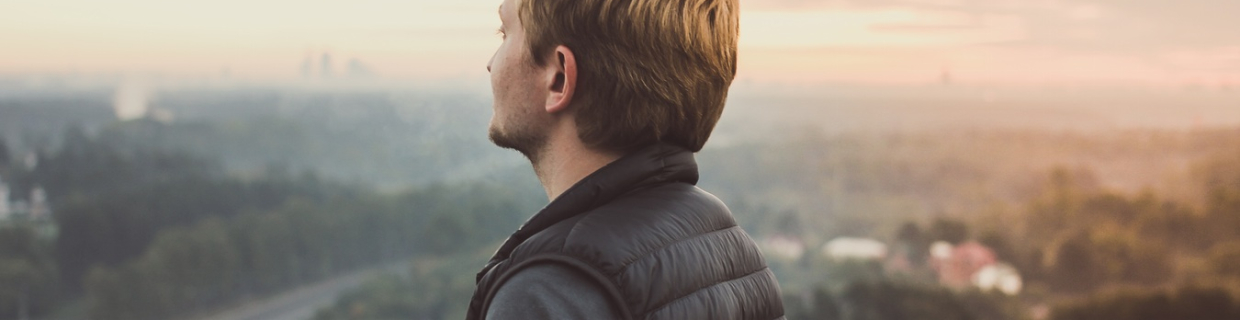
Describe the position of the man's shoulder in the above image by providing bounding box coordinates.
[508,181,750,275]
[486,263,621,320]
[551,182,743,261]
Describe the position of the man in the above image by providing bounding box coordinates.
[468,0,785,318]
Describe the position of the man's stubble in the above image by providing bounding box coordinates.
[488,103,551,162]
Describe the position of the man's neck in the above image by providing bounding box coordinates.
[530,132,621,201]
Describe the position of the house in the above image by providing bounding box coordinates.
[761,235,806,260]
[974,263,1023,295]
[928,240,1023,295]
[823,237,888,261]
[28,187,49,220]
[0,179,51,222]
[929,241,997,288]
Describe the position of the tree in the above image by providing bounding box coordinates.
[838,280,975,320]
[0,226,58,319]
[1208,241,1240,279]
[1048,233,1105,293]
[231,212,299,293]
[978,232,1017,265]
[1052,286,1238,320]
[1044,227,1172,293]
[894,222,930,268]
[1026,167,1097,240]
[810,286,842,320]
[0,259,38,320]
[0,138,10,169]
[1195,149,1240,238]
[54,173,349,290]
[930,218,969,245]
[143,219,240,311]
[1171,286,1235,320]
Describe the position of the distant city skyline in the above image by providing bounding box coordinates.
[2,0,1238,86]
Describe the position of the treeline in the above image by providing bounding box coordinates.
[0,127,358,318]
[5,127,358,292]
[933,146,1240,296]
[55,174,353,292]
[0,125,543,319]
[85,182,535,320]
[6,125,219,203]
[845,151,1240,319]
[312,254,486,320]
[710,130,1240,320]
[897,148,1240,317]
[1052,285,1240,320]
[1030,148,1240,316]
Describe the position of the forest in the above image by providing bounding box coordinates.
[311,127,1240,320]
[1,87,1238,319]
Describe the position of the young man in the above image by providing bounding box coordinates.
[468,0,785,318]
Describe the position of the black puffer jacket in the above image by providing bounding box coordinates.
[466,143,785,320]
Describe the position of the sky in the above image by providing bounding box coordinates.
[2,0,1238,86]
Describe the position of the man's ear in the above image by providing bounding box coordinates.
[545,45,577,114]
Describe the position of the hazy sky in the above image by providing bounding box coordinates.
[2,0,1237,86]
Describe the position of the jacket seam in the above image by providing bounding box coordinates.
[643,267,772,316]
[480,254,635,320]
[617,225,740,271]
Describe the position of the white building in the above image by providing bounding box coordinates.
[761,235,806,260]
[0,179,10,220]
[28,187,48,220]
[973,263,1023,295]
[0,180,51,222]
[823,237,888,261]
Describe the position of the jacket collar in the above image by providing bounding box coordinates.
[480,143,699,274]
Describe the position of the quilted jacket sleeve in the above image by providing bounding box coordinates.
[485,263,622,320]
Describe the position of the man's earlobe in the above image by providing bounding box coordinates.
[546,46,577,113]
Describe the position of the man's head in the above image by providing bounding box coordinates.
[487,0,739,157]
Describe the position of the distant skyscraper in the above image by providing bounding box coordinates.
[320,52,334,78]
[300,55,314,79]
[348,58,372,78]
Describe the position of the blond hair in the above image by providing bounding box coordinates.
[519,0,739,152]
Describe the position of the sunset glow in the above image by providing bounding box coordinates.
[2,0,1237,86]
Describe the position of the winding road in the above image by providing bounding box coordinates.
[188,262,410,320]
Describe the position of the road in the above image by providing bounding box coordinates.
[188,262,410,320]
